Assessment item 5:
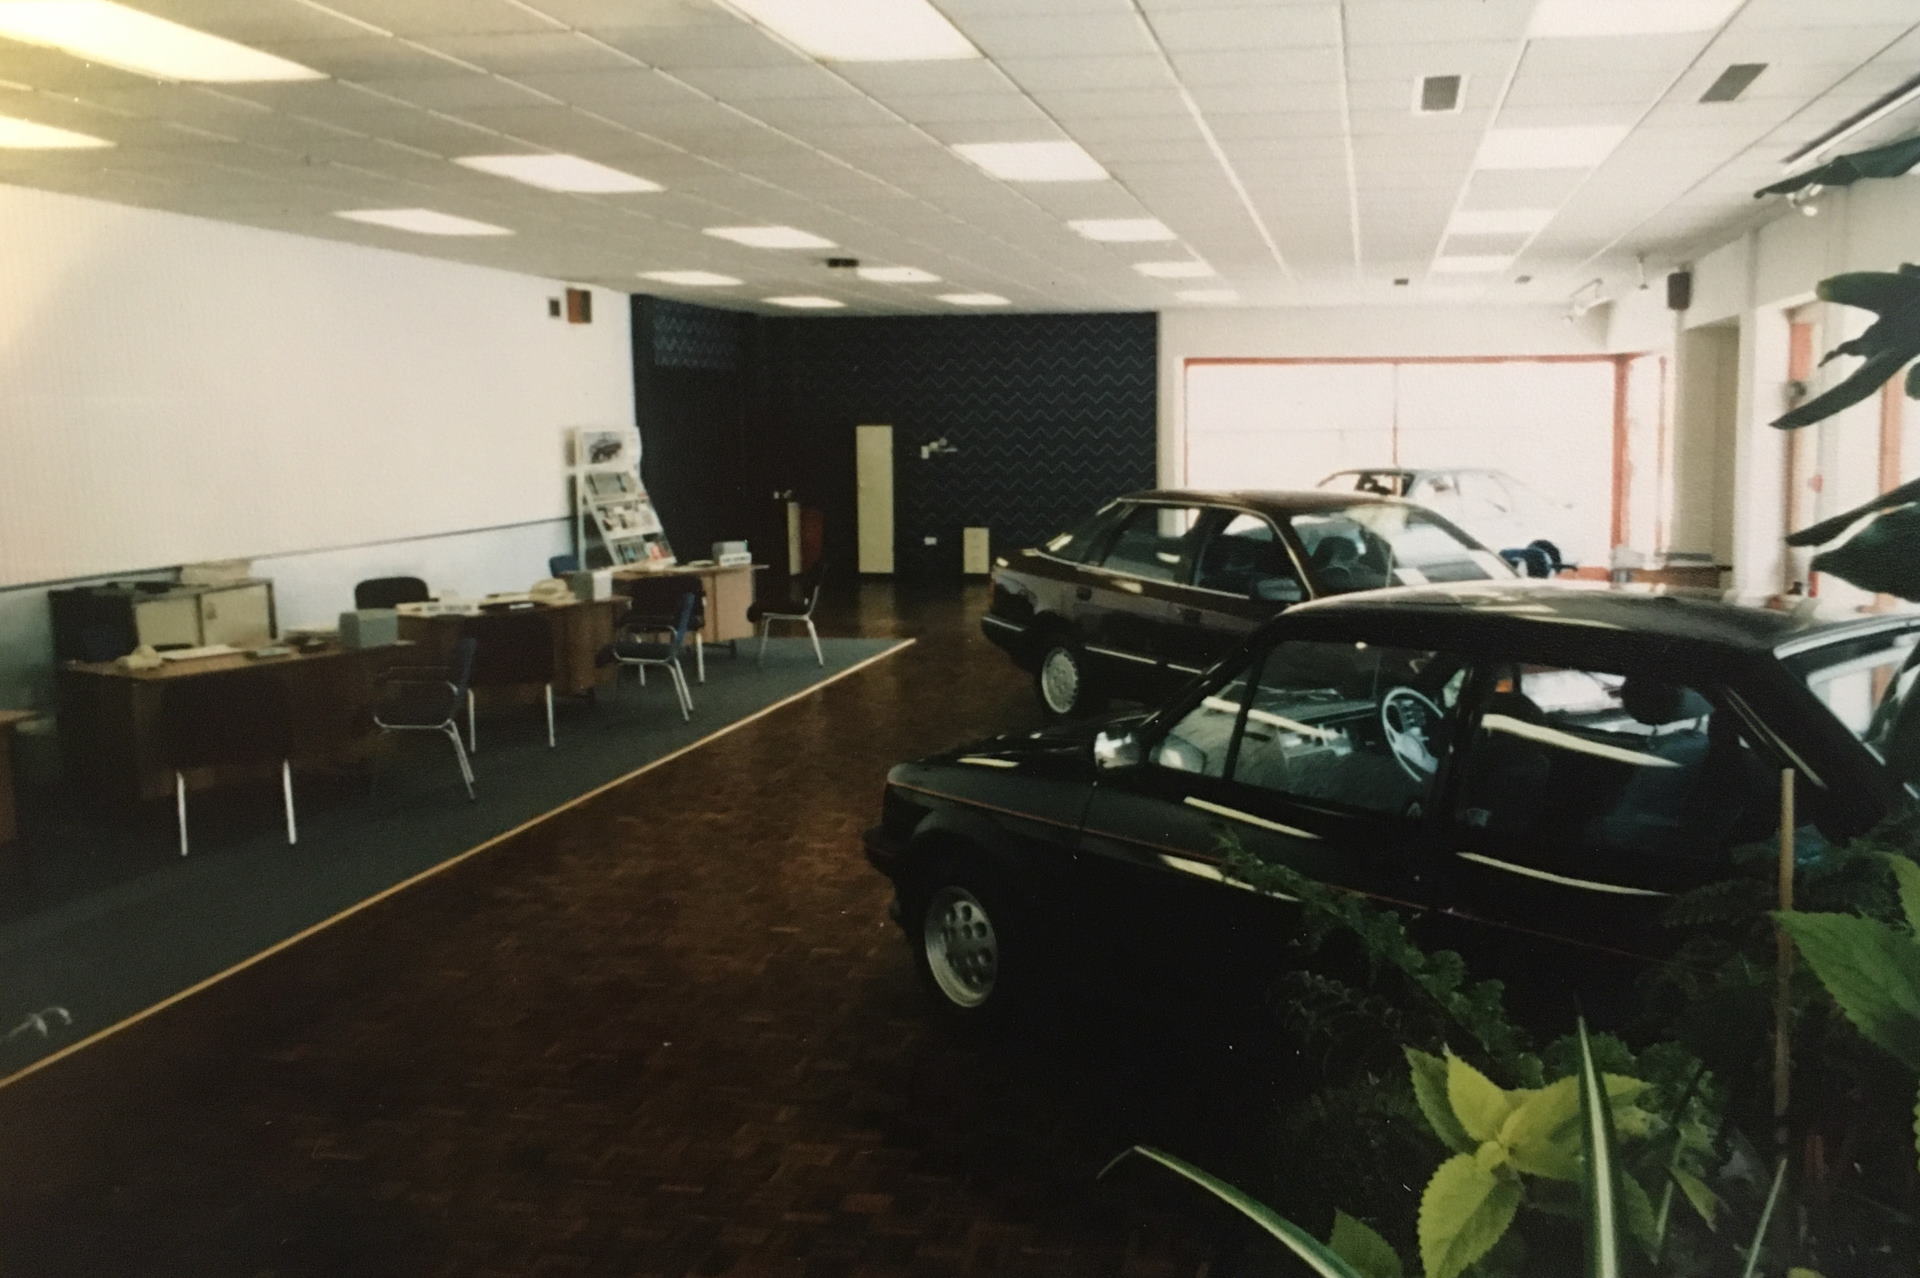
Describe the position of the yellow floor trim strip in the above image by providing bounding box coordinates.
[0,639,916,1092]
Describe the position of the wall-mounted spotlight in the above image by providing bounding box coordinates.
[919,436,960,460]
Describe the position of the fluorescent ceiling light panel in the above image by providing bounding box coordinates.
[940,293,1009,306]
[1134,260,1214,279]
[857,266,940,283]
[1177,289,1238,303]
[722,0,977,62]
[704,225,835,250]
[953,140,1108,183]
[1527,0,1740,38]
[456,154,661,193]
[765,295,846,309]
[0,113,107,147]
[334,208,512,236]
[1433,254,1514,273]
[1448,207,1554,234]
[1475,125,1627,169]
[0,1,323,81]
[640,270,741,286]
[1069,218,1175,243]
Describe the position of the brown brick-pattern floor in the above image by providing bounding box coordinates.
[0,585,1251,1277]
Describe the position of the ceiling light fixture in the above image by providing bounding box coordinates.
[764,295,845,308]
[1475,125,1628,170]
[1069,217,1176,243]
[1177,289,1238,303]
[857,266,940,283]
[640,270,742,286]
[1780,72,1920,168]
[334,208,512,236]
[0,113,108,147]
[1526,0,1740,38]
[1134,260,1215,278]
[940,293,1010,306]
[720,0,978,62]
[455,154,661,193]
[705,225,836,249]
[1447,207,1554,234]
[952,140,1108,182]
[0,1,323,82]
[1433,254,1515,273]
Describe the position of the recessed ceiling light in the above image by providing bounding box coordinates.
[952,140,1108,183]
[1475,125,1628,170]
[334,208,512,237]
[1069,218,1176,243]
[1433,254,1515,273]
[857,266,940,283]
[940,293,1010,306]
[1177,289,1238,303]
[0,1,323,82]
[455,154,661,193]
[721,0,977,62]
[1528,0,1740,38]
[1134,260,1215,278]
[765,295,845,309]
[0,114,108,147]
[1448,208,1554,234]
[640,270,742,287]
[704,225,836,250]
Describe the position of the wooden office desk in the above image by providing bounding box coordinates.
[396,597,627,697]
[611,563,763,643]
[0,711,34,846]
[58,644,405,806]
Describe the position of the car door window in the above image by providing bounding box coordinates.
[1454,665,1777,867]
[1042,501,1128,564]
[1153,663,1261,778]
[1193,512,1305,603]
[1292,505,1507,591]
[1098,504,1205,583]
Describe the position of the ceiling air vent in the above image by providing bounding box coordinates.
[1417,74,1464,114]
[1700,63,1765,103]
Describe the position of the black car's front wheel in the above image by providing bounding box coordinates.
[1035,640,1103,718]
[910,860,1029,1025]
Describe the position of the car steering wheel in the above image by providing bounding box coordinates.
[1380,686,1444,782]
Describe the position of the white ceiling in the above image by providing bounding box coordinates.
[0,0,1915,314]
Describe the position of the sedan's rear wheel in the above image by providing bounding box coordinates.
[1036,641,1103,718]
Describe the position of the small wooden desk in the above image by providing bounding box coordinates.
[58,644,405,806]
[396,597,628,698]
[0,711,34,846]
[611,563,764,644]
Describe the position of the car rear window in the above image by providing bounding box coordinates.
[1290,504,1509,592]
[1785,626,1920,791]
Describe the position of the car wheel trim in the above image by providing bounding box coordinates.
[923,885,999,1008]
[1039,646,1080,715]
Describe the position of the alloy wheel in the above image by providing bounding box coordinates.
[923,885,999,1008]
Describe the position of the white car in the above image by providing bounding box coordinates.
[1318,467,1593,573]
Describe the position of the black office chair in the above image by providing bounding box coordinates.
[548,553,580,578]
[605,590,698,720]
[372,636,478,800]
[161,668,297,858]
[465,611,560,750]
[625,577,710,682]
[354,576,430,610]
[749,559,826,667]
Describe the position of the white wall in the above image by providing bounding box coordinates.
[0,182,632,588]
[1158,304,1610,486]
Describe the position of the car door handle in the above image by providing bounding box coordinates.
[1179,607,1203,624]
[1075,586,1092,601]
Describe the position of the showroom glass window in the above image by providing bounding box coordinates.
[1155,639,1457,814]
[1041,501,1126,564]
[1192,512,1304,601]
[1452,665,1775,866]
[1290,504,1506,590]
[1099,504,1205,582]
[1786,626,1920,791]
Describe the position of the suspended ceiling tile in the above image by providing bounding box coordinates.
[1147,6,1341,51]
[997,55,1178,91]
[1346,40,1519,83]
[669,64,862,102]
[251,37,468,80]
[882,93,1052,127]
[412,32,638,75]
[960,13,1157,58]
[1165,47,1342,86]
[303,0,563,38]
[1345,0,1536,46]
[830,60,1015,99]
[357,74,559,113]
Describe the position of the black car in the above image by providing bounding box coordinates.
[872,583,1920,1021]
[980,489,1512,718]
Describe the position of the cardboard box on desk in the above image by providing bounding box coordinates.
[339,609,398,648]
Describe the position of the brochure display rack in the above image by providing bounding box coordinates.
[568,427,675,568]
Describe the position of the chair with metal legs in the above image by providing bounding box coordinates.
[463,611,558,752]
[161,668,297,858]
[749,558,826,667]
[604,590,697,721]
[372,636,478,800]
[623,577,709,684]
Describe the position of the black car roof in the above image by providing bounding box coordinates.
[1124,487,1408,515]
[1276,580,1913,659]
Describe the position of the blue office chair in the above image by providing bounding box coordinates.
[604,590,697,721]
[372,636,478,799]
[548,553,580,577]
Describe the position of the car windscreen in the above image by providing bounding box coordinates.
[1784,625,1920,791]
[1289,504,1510,592]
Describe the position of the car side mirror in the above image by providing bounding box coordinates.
[1251,577,1304,604]
[1092,728,1143,772]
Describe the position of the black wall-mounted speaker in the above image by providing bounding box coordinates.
[1666,270,1693,311]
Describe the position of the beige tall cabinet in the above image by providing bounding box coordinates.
[855,424,895,575]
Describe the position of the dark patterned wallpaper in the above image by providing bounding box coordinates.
[765,312,1157,579]
[651,298,744,372]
